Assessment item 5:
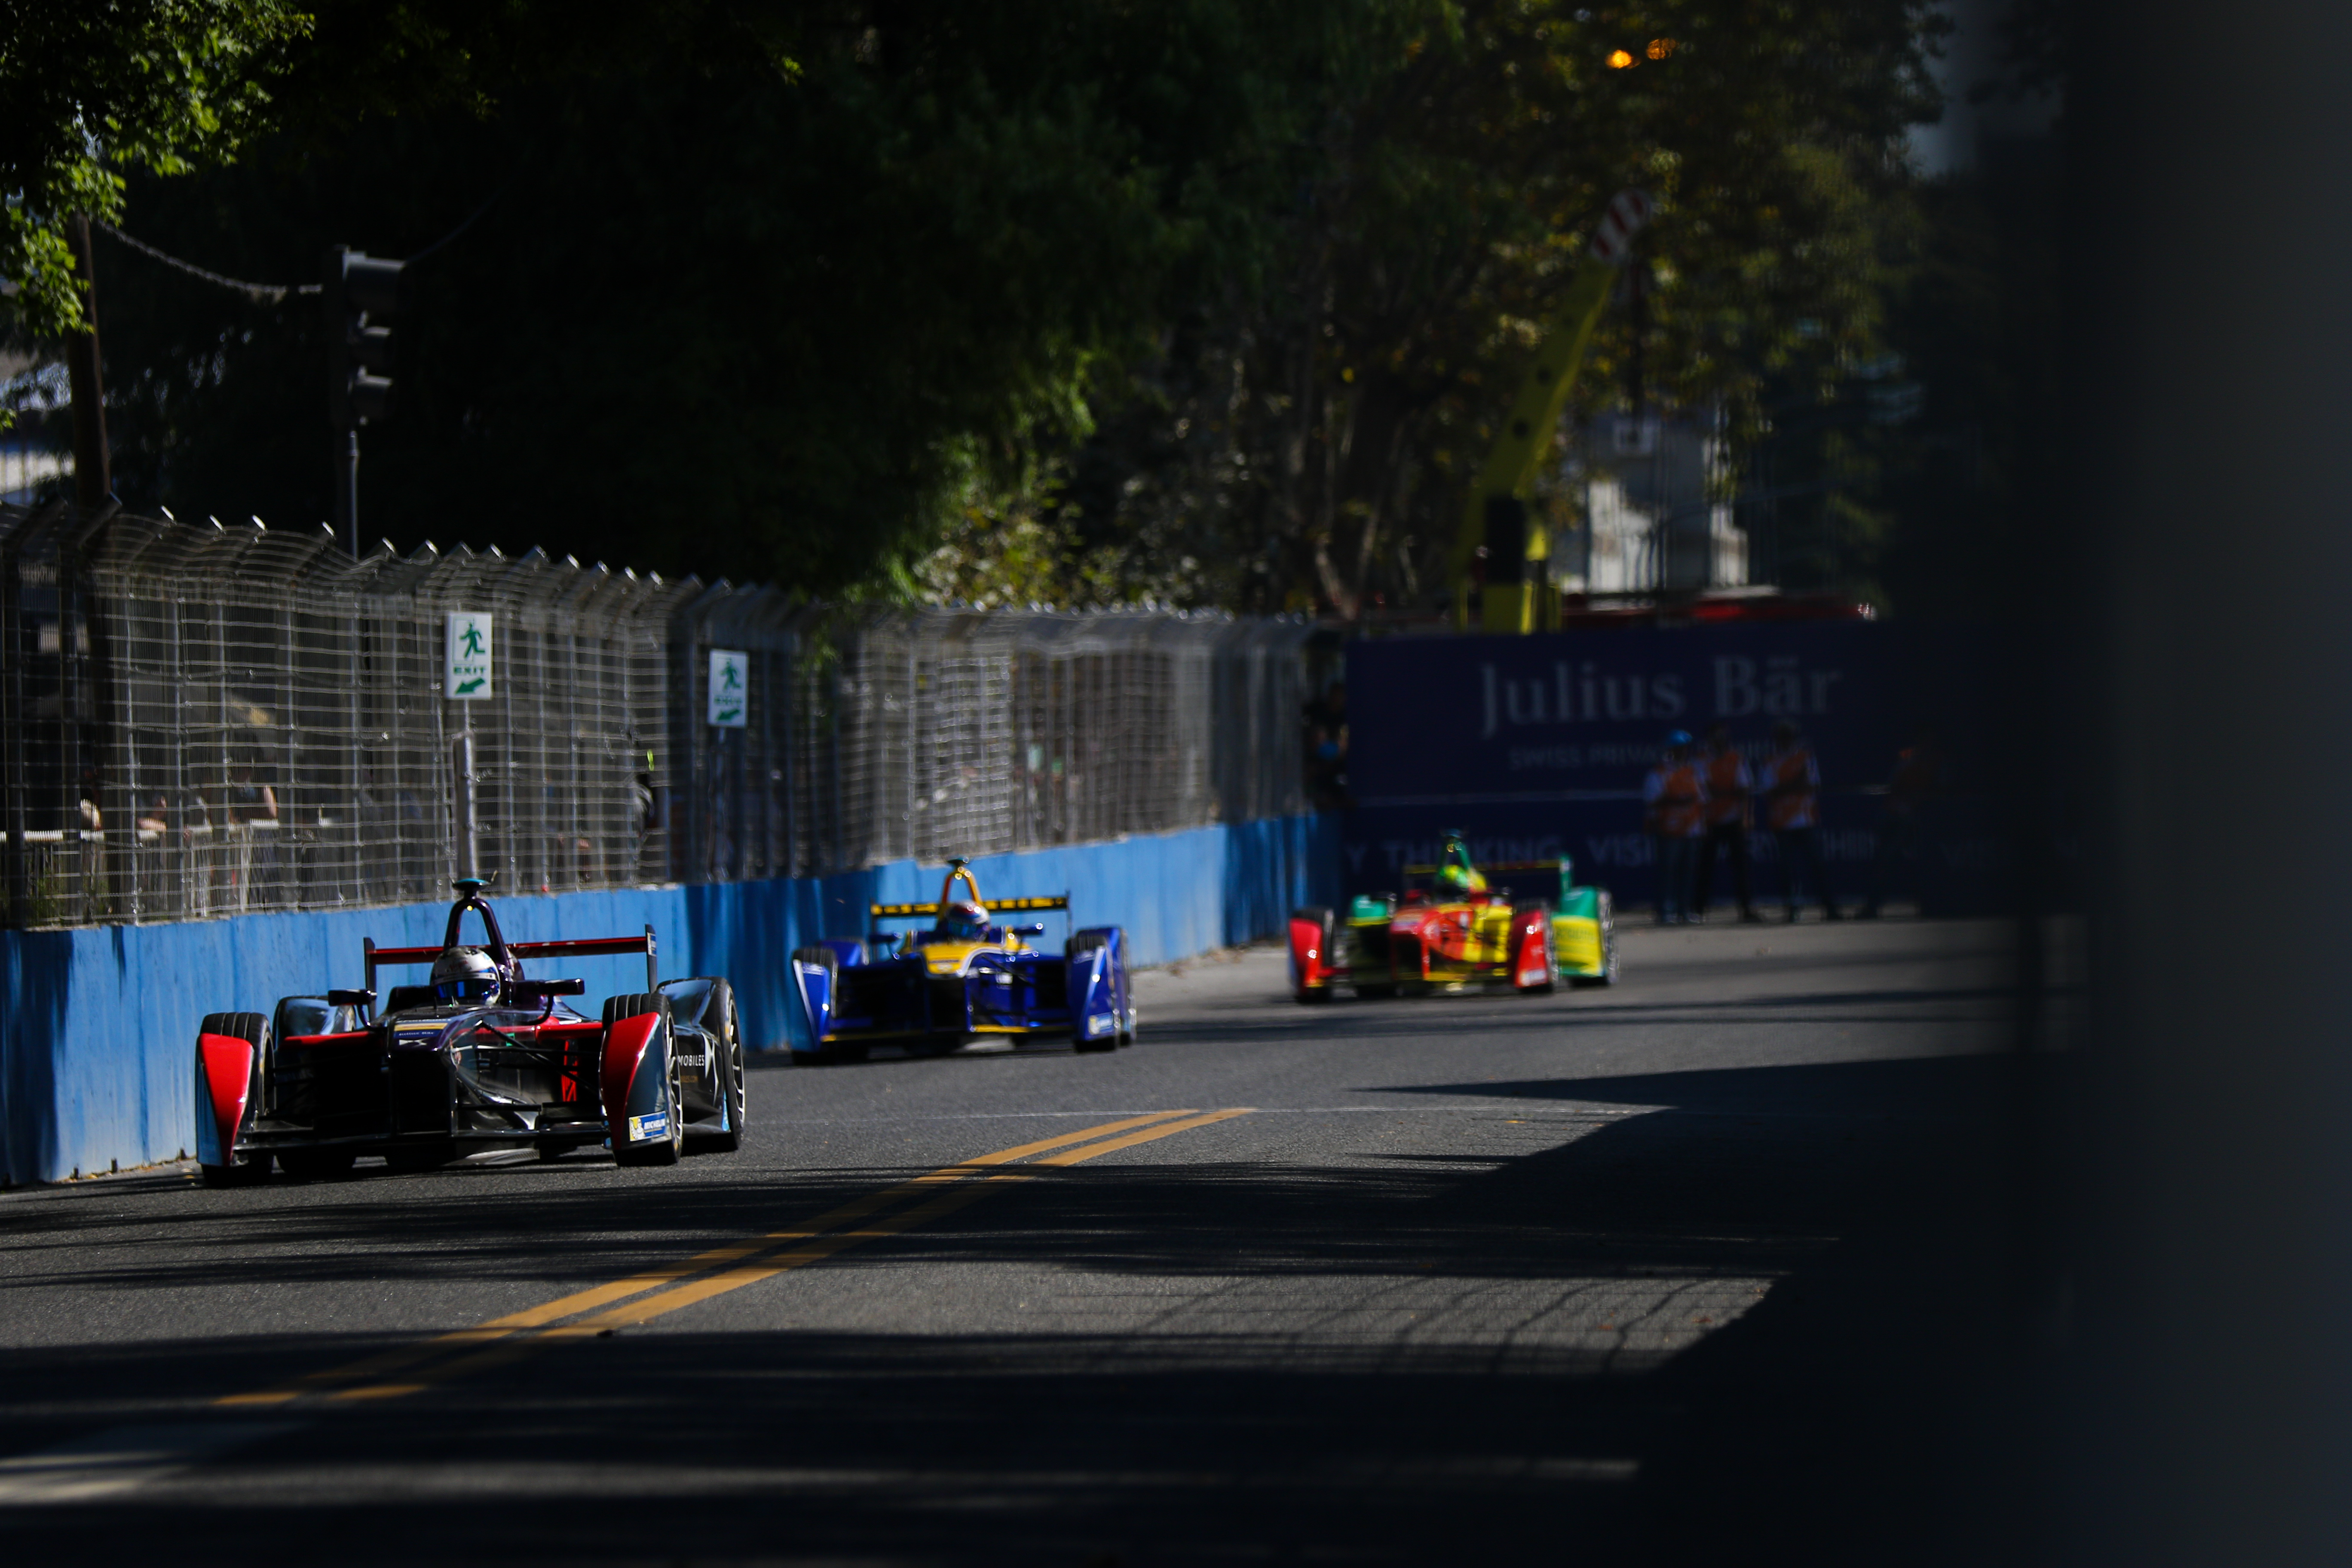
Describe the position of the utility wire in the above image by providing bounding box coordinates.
[91,220,317,303]
[92,184,510,301]
[402,182,508,263]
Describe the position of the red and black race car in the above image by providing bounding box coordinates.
[191,879,745,1185]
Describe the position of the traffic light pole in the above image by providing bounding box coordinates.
[335,428,360,560]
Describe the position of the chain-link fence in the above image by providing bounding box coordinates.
[1,502,1311,929]
[668,599,1311,884]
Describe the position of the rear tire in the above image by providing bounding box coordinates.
[685,980,744,1155]
[196,1011,271,1188]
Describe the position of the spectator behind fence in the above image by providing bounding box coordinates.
[1303,680,1350,810]
[1860,726,1939,918]
[1694,723,1759,923]
[1761,719,1841,922]
[76,767,103,834]
[224,763,278,826]
[1643,729,1708,925]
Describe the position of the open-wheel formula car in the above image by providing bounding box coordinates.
[789,858,1134,1063]
[191,878,746,1185]
[1289,831,1619,1003]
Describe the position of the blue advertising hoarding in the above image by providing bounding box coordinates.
[1342,622,2008,914]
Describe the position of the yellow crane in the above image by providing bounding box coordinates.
[1449,189,1654,633]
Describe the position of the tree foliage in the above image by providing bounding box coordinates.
[22,0,1950,614]
[1044,0,1944,616]
[0,0,309,334]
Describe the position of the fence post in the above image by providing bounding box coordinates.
[55,499,120,923]
[450,726,478,882]
[1,501,64,925]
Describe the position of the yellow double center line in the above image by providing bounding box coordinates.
[218,1107,1252,1407]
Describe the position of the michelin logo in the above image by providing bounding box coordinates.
[628,1112,669,1142]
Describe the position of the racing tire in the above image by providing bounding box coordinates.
[1354,984,1397,1000]
[277,1147,357,1181]
[196,1012,272,1188]
[1289,905,1337,1004]
[684,979,745,1155]
[1572,894,1622,987]
[1068,929,1121,1051]
[1513,906,1557,995]
[789,947,865,1065]
[607,994,684,1167]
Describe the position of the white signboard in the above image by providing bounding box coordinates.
[707,649,748,727]
[445,611,493,700]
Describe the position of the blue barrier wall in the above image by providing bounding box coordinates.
[0,815,1337,1186]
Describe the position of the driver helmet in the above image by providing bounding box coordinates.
[1437,862,1474,894]
[940,900,992,941]
[430,946,502,1006]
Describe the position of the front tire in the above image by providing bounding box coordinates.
[1573,894,1622,987]
[199,1154,271,1188]
[1515,907,1557,995]
[607,995,683,1167]
[196,1011,271,1188]
[685,980,744,1155]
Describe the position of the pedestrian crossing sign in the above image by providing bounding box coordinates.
[708,649,748,727]
[445,612,493,700]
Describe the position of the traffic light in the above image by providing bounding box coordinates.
[323,245,402,555]
[324,245,401,428]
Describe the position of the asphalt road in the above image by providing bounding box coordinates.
[0,916,2026,1566]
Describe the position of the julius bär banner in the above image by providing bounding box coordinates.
[1342,622,2010,913]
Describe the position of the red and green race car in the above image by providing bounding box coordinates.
[1289,832,1619,1003]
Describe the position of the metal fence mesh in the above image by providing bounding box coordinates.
[2,502,1311,929]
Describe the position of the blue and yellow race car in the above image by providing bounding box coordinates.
[789,860,1135,1062]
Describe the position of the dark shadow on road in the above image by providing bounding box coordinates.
[0,1044,2034,1565]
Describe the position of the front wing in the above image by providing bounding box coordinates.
[792,929,1130,1050]
[193,995,693,1167]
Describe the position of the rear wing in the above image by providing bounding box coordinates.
[366,927,658,993]
[869,894,1068,922]
[1402,858,1571,891]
